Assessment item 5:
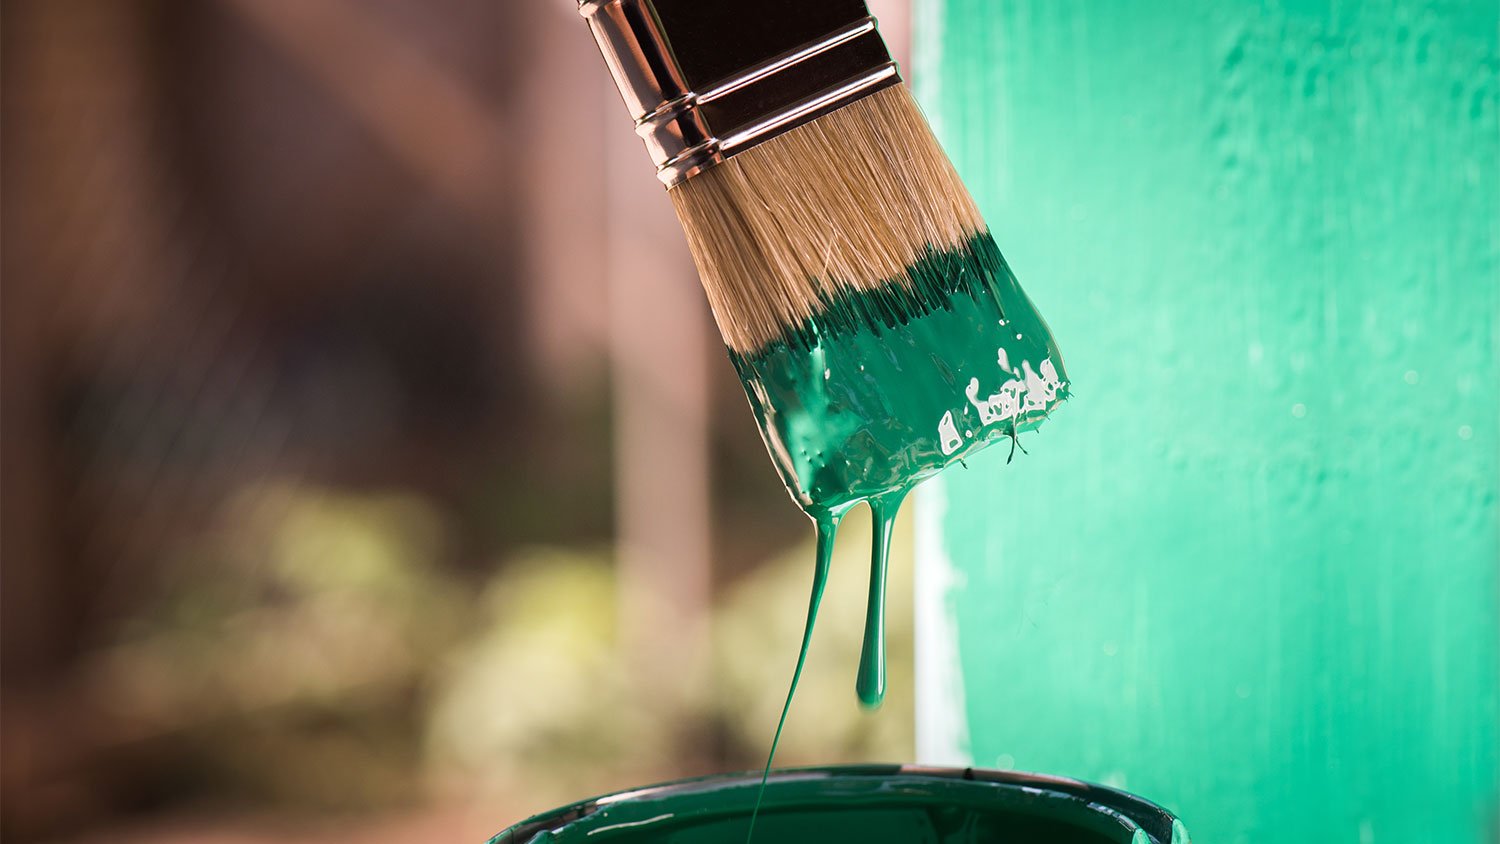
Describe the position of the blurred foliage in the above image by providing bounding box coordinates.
[423,548,674,810]
[711,505,914,768]
[94,483,914,817]
[98,483,472,809]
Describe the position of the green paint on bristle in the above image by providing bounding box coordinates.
[733,230,1067,825]
[730,231,1070,514]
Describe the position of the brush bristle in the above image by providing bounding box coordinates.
[667,84,987,355]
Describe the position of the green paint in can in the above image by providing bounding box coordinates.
[491,765,1187,844]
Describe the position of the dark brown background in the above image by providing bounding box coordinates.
[1,1,912,841]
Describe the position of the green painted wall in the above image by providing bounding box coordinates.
[910,2,1500,842]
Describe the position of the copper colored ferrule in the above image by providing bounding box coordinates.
[578,0,900,186]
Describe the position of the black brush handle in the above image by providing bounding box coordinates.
[579,0,899,186]
[650,0,875,91]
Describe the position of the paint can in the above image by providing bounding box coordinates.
[490,764,1190,843]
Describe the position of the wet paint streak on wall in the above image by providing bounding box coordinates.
[911,1,1499,842]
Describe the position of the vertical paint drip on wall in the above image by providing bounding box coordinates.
[912,479,972,766]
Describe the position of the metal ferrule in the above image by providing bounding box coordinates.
[579,0,900,186]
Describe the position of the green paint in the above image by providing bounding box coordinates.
[728,230,1068,840]
[493,765,1184,843]
[914,1,1499,842]
[730,233,1068,514]
[855,493,905,707]
[730,232,1068,710]
[743,507,844,843]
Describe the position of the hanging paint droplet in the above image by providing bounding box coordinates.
[727,233,1069,843]
[744,506,846,843]
[856,491,906,707]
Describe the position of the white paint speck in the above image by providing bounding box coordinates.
[1404,370,1419,385]
[962,356,1064,429]
[1458,425,1473,440]
[1015,333,1023,340]
[1291,403,1307,418]
[937,411,962,455]
[1021,361,1053,412]
[824,368,831,380]
[966,375,1022,425]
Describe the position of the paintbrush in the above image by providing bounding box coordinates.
[581,0,1068,707]
[581,0,1067,509]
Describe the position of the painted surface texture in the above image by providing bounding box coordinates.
[912,2,1499,842]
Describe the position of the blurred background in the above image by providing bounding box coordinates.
[8,2,1500,843]
[2,1,916,841]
